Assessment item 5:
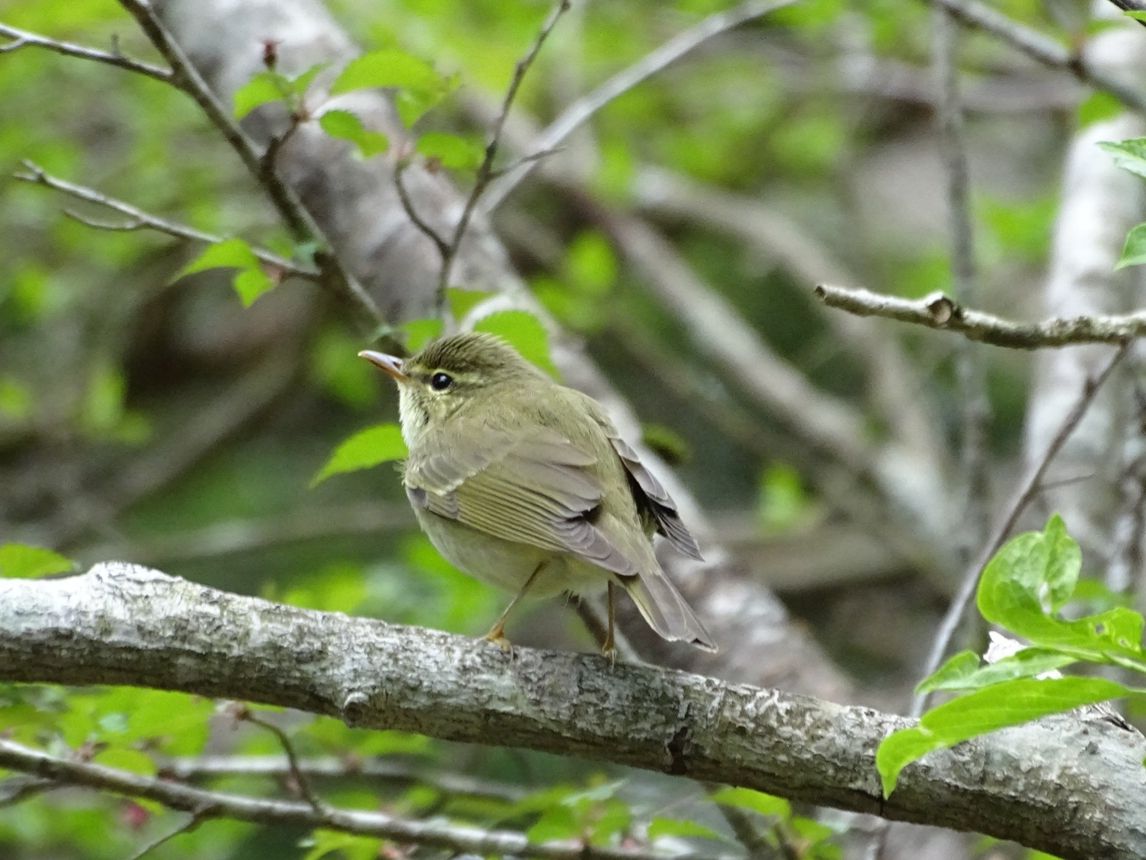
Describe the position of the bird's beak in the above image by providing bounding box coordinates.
[358,350,408,382]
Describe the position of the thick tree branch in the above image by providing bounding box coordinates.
[1,564,1144,860]
[815,284,1146,348]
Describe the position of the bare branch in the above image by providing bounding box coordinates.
[238,707,330,814]
[2,563,1145,859]
[0,737,728,860]
[927,0,1146,113]
[483,0,797,212]
[434,0,571,315]
[815,284,1146,348]
[113,0,387,329]
[393,161,451,261]
[0,21,171,82]
[913,341,1133,717]
[14,161,316,280]
[160,754,528,803]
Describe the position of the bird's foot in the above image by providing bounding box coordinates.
[483,622,514,654]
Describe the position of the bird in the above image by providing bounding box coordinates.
[359,332,716,656]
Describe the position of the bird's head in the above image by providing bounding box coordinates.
[359,332,545,445]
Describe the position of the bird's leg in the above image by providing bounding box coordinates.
[602,581,617,665]
[485,562,545,651]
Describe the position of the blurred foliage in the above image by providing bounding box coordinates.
[0,0,1117,855]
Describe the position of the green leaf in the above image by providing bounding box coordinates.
[177,237,260,279]
[93,747,157,776]
[301,829,379,860]
[0,544,73,578]
[647,817,724,842]
[403,317,444,352]
[877,676,1130,797]
[318,110,389,158]
[309,326,378,409]
[232,267,276,307]
[565,231,617,295]
[1126,10,1146,20]
[416,132,484,170]
[331,49,443,95]
[916,648,1077,694]
[1099,138,1146,179]
[708,786,791,819]
[233,70,292,119]
[311,423,407,486]
[446,288,495,321]
[176,238,276,307]
[474,310,558,378]
[1116,223,1146,270]
[977,517,1146,670]
[0,377,32,420]
[1078,91,1122,128]
[1042,514,1081,610]
[233,63,326,119]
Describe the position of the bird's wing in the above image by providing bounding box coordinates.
[606,434,703,561]
[404,423,640,576]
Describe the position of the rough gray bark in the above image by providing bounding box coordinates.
[146,0,850,697]
[2,563,1145,860]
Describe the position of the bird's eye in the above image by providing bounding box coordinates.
[430,372,454,391]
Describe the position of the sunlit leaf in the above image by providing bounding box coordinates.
[708,786,791,819]
[233,70,291,119]
[877,676,1130,797]
[331,49,443,94]
[1099,138,1146,180]
[565,231,617,295]
[0,544,73,578]
[1116,223,1146,270]
[916,648,1077,694]
[318,109,389,158]
[647,816,724,841]
[446,288,495,322]
[417,132,484,170]
[474,310,558,378]
[311,423,407,486]
[176,238,276,306]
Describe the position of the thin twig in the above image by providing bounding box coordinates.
[14,161,315,280]
[433,0,571,315]
[0,738,733,860]
[393,161,451,260]
[933,7,991,555]
[0,21,171,82]
[815,284,1146,348]
[483,0,797,212]
[927,0,1146,113]
[239,709,330,814]
[125,810,207,860]
[0,775,56,807]
[911,341,1133,718]
[160,754,528,803]
[113,0,386,327]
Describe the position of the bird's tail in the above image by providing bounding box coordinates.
[621,567,717,652]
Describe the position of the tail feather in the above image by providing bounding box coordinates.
[621,568,717,653]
